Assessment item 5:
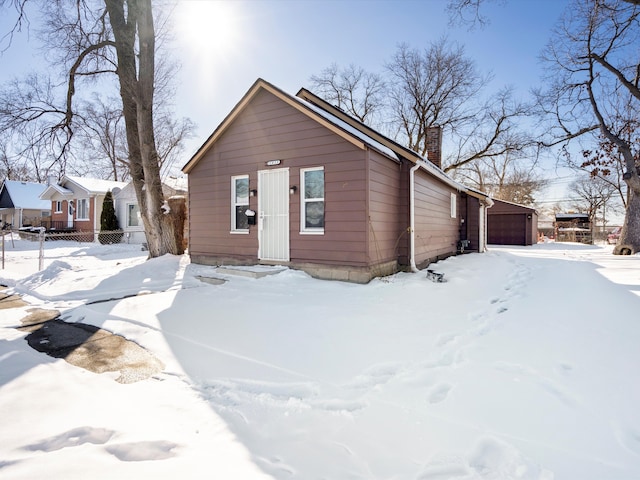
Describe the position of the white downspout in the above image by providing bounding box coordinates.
[409,162,421,272]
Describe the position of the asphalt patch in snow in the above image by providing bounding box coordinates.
[14,306,164,384]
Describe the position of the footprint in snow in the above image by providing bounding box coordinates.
[428,383,452,404]
[435,332,458,347]
[24,426,115,452]
[105,440,179,461]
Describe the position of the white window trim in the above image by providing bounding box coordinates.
[230,175,249,234]
[54,201,62,213]
[126,203,141,228]
[300,166,325,235]
[76,198,90,220]
[450,193,457,219]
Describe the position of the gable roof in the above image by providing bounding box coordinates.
[181,78,490,202]
[64,175,127,194]
[40,175,127,200]
[0,180,51,210]
[183,78,401,174]
[490,198,537,214]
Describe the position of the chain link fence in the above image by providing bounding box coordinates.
[1,228,142,273]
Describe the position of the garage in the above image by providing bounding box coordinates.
[487,199,538,246]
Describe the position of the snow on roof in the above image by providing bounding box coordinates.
[297,98,399,161]
[294,89,474,195]
[2,180,51,210]
[65,176,127,194]
[162,176,188,192]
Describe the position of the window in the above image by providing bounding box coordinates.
[231,175,249,232]
[127,203,140,227]
[301,167,324,233]
[55,201,62,213]
[450,193,457,219]
[76,198,89,220]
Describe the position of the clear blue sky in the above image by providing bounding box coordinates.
[168,0,569,156]
[1,0,577,207]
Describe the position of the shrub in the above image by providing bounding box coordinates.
[99,190,123,244]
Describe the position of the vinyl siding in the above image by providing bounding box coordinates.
[413,169,459,265]
[188,89,371,265]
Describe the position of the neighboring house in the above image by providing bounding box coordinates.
[537,214,556,240]
[555,213,592,244]
[0,180,51,228]
[114,176,188,244]
[487,199,538,246]
[40,176,127,233]
[182,78,492,283]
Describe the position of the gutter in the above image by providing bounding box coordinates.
[409,162,422,273]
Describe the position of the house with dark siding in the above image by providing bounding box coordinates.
[182,79,492,283]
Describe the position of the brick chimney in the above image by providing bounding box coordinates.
[426,126,442,169]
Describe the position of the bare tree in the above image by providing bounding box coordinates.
[311,40,536,176]
[0,140,31,181]
[1,0,186,257]
[537,0,640,254]
[447,0,506,28]
[385,40,486,160]
[569,174,620,238]
[76,94,129,181]
[74,93,193,182]
[457,153,547,205]
[443,86,534,172]
[309,64,386,124]
[561,132,630,209]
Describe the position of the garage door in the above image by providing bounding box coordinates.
[488,214,526,245]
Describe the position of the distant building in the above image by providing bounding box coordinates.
[554,213,592,244]
[40,175,127,232]
[114,177,187,244]
[0,180,51,228]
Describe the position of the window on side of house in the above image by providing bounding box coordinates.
[55,201,62,213]
[301,167,325,234]
[231,175,249,233]
[76,198,89,220]
[127,203,140,227]
[450,193,457,219]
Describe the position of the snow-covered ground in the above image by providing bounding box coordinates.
[1,236,639,479]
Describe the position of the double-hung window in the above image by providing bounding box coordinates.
[127,203,140,227]
[76,198,89,220]
[301,167,324,234]
[55,201,62,213]
[231,175,249,232]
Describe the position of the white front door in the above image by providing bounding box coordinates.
[258,168,289,262]
[67,200,74,228]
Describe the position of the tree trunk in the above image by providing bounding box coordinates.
[614,181,640,255]
[104,0,184,257]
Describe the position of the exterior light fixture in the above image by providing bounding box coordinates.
[289,185,297,195]
[249,189,257,197]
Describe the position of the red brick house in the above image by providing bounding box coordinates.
[182,79,492,283]
[40,175,127,233]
